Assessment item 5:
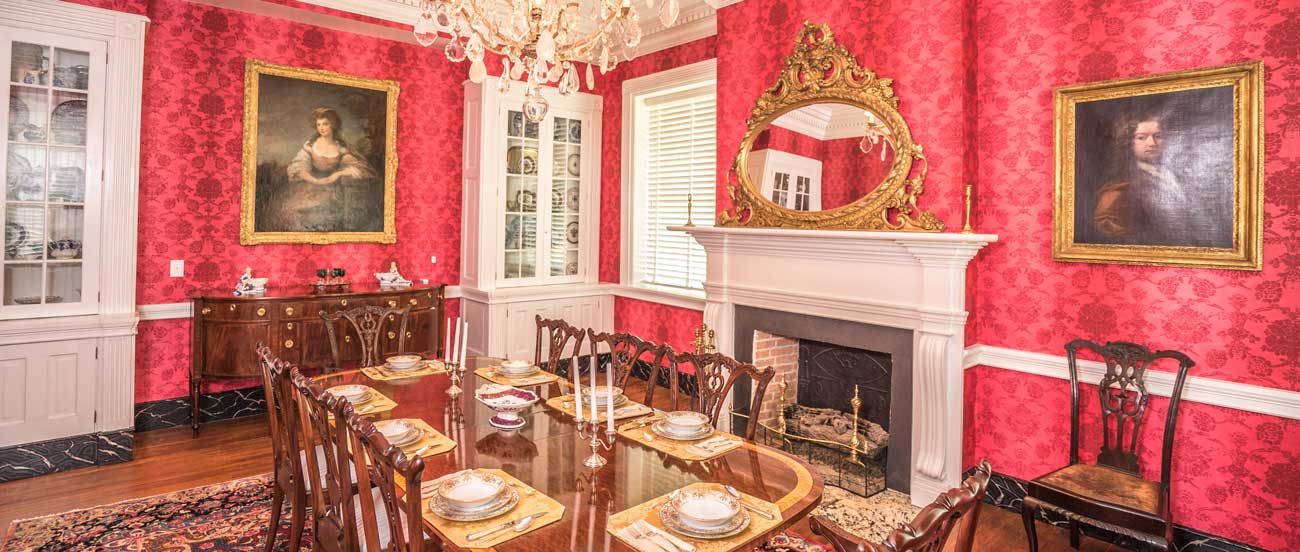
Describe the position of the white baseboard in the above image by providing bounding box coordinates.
[965,344,1300,421]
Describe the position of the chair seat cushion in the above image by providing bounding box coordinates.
[1033,463,1161,515]
[356,487,433,552]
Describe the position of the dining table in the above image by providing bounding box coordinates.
[315,356,825,551]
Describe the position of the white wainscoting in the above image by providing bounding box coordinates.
[964,344,1300,421]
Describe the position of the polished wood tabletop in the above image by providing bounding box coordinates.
[315,357,825,551]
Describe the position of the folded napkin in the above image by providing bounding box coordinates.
[685,435,742,458]
[615,519,696,552]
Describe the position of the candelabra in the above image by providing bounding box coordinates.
[576,419,617,469]
[446,360,466,397]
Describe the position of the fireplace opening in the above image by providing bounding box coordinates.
[742,331,892,497]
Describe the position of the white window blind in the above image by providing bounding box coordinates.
[640,85,715,290]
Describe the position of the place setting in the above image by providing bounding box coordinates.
[476,359,561,387]
[323,383,397,415]
[617,410,744,461]
[373,418,456,458]
[547,384,653,422]
[360,353,449,382]
[608,482,782,552]
[416,468,565,548]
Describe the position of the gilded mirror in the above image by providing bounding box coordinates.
[720,22,944,231]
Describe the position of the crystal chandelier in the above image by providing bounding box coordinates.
[414,0,681,122]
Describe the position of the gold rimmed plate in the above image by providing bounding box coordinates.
[651,419,714,441]
[658,496,750,539]
[428,485,519,522]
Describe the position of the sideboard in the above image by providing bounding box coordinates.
[189,283,446,434]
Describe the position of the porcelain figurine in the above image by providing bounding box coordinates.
[375,261,412,287]
[234,267,268,296]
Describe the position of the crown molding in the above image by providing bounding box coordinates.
[702,0,745,8]
[635,3,717,56]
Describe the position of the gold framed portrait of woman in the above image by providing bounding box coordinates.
[1053,61,1263,270]
[240,59,398,245]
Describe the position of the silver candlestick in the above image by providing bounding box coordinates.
[446,361,463,397]
[576,420,617,469]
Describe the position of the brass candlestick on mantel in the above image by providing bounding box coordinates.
[961,183,974,234]
[691,323,715,354]
[684,192,695,227]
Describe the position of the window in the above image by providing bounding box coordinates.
[622,60,716,294]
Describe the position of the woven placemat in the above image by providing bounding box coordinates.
[616,420,745,461]
[606,482,782,552]
[544,394,654,423]
[362,360,448,381]
[474,366,560,387]
[418,469,564,549]
[324,386,397,417]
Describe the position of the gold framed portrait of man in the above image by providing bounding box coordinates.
[240,59,398,245]
[1053,61,1263,270]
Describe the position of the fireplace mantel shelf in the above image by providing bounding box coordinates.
[676,225,997,508]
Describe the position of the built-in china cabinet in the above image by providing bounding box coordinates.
[0,0,145,481]
[460,77,611,361]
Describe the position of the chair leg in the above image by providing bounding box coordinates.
[1021,499,1040,552]
[264,484,285,552]
[286,486,307,552]
[1069,519,1080,549]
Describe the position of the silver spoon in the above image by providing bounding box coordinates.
[724,485,775,520]
[466,512,539,541]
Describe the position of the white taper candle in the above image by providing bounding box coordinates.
[451,316,462,366]
[444,317,452,362]
[459,319,468,368]
[589,355,598,422]
[605,356,615,432]
[573,353,584,422]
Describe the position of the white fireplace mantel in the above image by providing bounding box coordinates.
[671,225,997,506]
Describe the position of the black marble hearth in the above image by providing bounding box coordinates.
[0,429,135,483]
[134,386,268,432]
[962,466,1268,552]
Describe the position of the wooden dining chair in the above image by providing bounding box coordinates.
[586,329,657,402]
[812,460,992,552]
[291,368,365,552]
[640,341,679,411]
[257,345,307,552]
[671,351,776,440]
[342,408,432,551]
[534,315,586,376]
[321,305,412,371]
[1021,340,1193,551]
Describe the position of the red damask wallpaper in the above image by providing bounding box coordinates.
[613,297,702,354]
[73,0,466,402]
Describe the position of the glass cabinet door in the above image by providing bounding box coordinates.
[500,107,586,285]
[1,31,102,316]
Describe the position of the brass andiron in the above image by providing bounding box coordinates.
[685,192,695,227]
[692,323,716,354]
[776,376,790,447]
[846,385,865,467]
[961,182,974,234]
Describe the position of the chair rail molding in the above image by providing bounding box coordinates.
[964,344,1300,421]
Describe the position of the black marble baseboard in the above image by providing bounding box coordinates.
[134,386,267,432]
[963,466,1267,552]
[0,429,135,483]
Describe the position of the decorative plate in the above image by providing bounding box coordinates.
[50,99,86,146]
[659,495,750,539]
[508,111,524,137]
[429,485,519,521]
[567,153,581,177]
[566,221,579,244]
[8,96,29,140]
[568,120,581,142]
[566,187,580,211]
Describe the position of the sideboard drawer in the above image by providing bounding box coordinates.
[197,302,273,321]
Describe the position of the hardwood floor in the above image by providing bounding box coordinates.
[0,398,1121,551]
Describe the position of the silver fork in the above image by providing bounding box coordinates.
[627,521,675,552]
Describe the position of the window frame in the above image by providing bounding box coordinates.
[619,59,716,300]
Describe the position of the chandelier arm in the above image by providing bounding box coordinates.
[456,0,523,58]
[557,8,626,56]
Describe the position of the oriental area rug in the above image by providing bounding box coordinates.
[2,474,830,551]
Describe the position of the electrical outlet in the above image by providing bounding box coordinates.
[169,259,184,277]
[431,256,437,264]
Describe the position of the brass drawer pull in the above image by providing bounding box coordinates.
[200,307,211,316]
[284,339,295,349]
[344,335,352,343]
[285,307,295,316]
[388,315,395,322]
[229,304,237,311]
[405,331,412,338]
[341,299,348,306]
[286,322,294,330]
[409,298,418,306]
[388,300,397,307]
[257,307,266,316]
[387,331,396,340]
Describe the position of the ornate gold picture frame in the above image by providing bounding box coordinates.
[719,22,944,232]
[1053,61,1263,270]
[240,59,398,245]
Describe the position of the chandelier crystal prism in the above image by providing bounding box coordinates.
[415,0,680,122]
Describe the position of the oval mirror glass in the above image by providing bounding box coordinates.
[744,102,896,212]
